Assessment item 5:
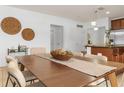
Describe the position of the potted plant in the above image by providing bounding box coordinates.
[104,29,111,46]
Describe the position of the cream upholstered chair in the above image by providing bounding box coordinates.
[6,55,17,63]
[85,54,107,62]
[73,52,83,57]
[6,61,45,87]
[5,55,37,86]
[30,47,46,55]
[84,54,108,87]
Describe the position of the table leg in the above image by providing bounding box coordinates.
[20,64,25,71]
[107,72,118,87]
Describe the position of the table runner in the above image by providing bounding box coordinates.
[35,54,116,77]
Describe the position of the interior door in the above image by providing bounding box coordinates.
[50,24,63,50]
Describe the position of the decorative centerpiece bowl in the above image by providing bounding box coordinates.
[50,49,73,61]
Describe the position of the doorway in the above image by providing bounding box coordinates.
[50,24,64,51]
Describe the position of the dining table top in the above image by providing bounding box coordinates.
[17,54,124,87]
[74,56,124,75]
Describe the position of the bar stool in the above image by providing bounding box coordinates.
[112,48,119,62]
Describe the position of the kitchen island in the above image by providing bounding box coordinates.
[86,45,124,63]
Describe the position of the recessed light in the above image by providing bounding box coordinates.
[106,11,110,14]
[94,27,99,31]
[91,21,96,26]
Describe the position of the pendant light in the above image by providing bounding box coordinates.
[91,10,99,31]
[91,7,110,31]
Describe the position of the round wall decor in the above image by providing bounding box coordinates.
[1,17,21,35]
[22,28,35,41]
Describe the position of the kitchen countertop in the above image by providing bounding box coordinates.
[85,45,124,48]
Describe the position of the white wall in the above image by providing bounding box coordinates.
[0,6,85,67]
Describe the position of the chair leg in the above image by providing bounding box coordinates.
[13,82,16,87]
[29,80,35,85]
[105,77,108,87]
[10,77,15,86]
[30,81,32,84]
[5,75,10,87]
[5,74,15,87]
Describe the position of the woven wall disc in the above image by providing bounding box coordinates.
[1,17,21,35]
[22,28,35,41]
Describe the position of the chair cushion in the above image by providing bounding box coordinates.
[22,71,37,82]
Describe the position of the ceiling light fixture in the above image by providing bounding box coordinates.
[106,11,110,14]
[91,7,110,31]
[94,27,99,31]
[91,21,96,26]
[91,10,99,31]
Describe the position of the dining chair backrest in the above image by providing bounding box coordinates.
[6,55,17,63]
[7,59,19,69]
[85,54,107,63]
[30,47,46,55]
[7,61,26,87]
[73,52,83,57]
[6,56,19,69]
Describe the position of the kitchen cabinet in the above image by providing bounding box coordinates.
[91,47,113,61]
[111,20,121,30]
[111,18,124,30]
[121,19,124,29]
[89,46,124,63]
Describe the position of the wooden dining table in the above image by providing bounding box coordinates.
[17,54,121,87]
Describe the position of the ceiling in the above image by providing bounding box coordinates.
[11,5,124,22]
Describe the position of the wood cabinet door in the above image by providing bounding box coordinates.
[91,47,113,61]
[121,19,124,29]
[111,20,121,30]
